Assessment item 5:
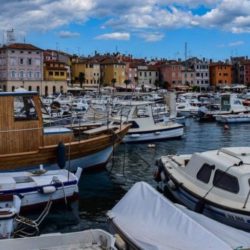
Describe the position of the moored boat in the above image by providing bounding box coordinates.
[111,101,184,143]
[107,182,250,250]
[0,167,82,212]
[155,147,250,231]
[0,91,130,171]
[0,229,116,249]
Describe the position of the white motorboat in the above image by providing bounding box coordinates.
[0,194,21,239]
[107,182,250,250]
[111,101,184,143]
[216,112,250,123]
[0,229,116,250]
[197,93,249,122]
[155,147,250,231]
[0,167,82,212]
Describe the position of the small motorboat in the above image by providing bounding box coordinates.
[111,101,184,143]
[155,147,250,231]
[0,167,82,212]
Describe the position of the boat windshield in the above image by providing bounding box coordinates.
[14,96,38,121]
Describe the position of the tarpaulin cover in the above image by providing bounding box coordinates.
[107,182,250,250]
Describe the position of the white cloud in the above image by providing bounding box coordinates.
[138,32,165,42]
[95,32,130,40]
[58,31,80,38]
[228,41,244,47]
[1,0,250,42]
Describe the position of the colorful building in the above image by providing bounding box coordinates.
[159,61,182,89]
[71,58,100,88]
[0,43,43,91]
[185,57,210,89]
[100,57,126,86]
[137,65,159,89]
[209,62,232,87]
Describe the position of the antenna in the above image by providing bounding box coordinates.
[184,42,188,85]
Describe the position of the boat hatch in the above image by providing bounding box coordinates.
[13,176,34,184]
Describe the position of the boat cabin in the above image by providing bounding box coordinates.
[169,147,250,199]
[0,91,73,155]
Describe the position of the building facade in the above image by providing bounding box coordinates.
[137,65,159,88]
[159,61,182,88]
[100,58,126,86]
[209,63,232,87]
[186,57,210,89]
[0,43,43,91]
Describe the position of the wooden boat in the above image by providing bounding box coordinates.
[155,147,250,231]
[0,91,130,171]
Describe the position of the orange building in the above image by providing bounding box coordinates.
[209,63,232,87]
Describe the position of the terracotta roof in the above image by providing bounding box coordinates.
[100,57,125,65]
[1,43,43,51]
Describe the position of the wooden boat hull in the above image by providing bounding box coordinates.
[0,125,129,171]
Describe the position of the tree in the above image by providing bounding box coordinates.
[124,79,131,91]
[78,72,85,88]
[154,80,160,90]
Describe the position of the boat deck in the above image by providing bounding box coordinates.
[41,244,105,250]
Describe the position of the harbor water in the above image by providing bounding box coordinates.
[39,118,250,233]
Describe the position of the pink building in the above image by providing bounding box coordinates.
[0,43,43,85]
[159,61,182,88]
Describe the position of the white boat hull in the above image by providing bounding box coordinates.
[123,127,184,143]
[165,182,250,231]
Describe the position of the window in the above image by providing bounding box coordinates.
[213,170,239,193]
[19,71,24,78]
[55,72,59,76]
[197,163,215,183]
[19,58,24,65]
[60,72,64,76]
[36,86,40,93]
[128,121,140,128]
[53,86,56,94]
[28,86,32,91]
[14,96,38,121]
[49,71,53,76]
[11,71,16,78]
[27,58,32,65]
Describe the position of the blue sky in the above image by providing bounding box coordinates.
[1,0,250,60]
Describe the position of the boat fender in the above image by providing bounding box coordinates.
[154,168,162,182]
[39,185,56,194]
[57,142,66,169]
[114,234,127,250]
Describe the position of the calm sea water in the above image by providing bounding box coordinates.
[39,118,250,233]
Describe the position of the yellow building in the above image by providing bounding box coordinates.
[43,61,67,81]
[100,58,126,86]
[71,59,100,88]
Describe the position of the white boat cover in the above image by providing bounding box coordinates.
[107,182,250,250]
